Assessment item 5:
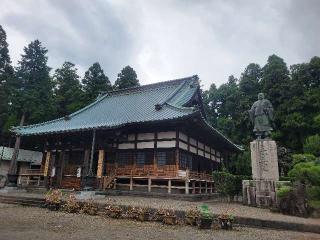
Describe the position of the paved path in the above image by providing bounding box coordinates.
[0,203,319,240]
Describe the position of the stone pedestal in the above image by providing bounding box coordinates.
[243,139,281,207]
[251,140,279,181]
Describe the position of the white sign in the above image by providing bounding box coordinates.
[76,167,81,178]
[51,167,56,177]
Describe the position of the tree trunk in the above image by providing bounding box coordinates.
[8,112,25,175]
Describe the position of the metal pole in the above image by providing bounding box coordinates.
[88,129,96,176]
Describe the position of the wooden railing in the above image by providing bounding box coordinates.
[104,164,213,181]
[18,169,45,187]
[188,170,213,181]
[114,164,179,178]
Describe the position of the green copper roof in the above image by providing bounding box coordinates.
[12,75,241,152]
[13,76,199,136]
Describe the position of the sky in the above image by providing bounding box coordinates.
[1,0,320,89]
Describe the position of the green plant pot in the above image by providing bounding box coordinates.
[199,218,212,229]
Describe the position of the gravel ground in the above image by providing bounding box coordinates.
[0,203,319,240]
[2,192,320,226]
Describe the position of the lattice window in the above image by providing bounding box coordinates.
[156,150,175,166]
[117,152,133,166]
[136,152,145,167]
[179,152,192,170]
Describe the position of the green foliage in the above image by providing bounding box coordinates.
[0,25,15,133]
[13,39,56,125]
[277,185,292,199]
[82,62,112,104]
[288,161,320,185]
[54,61,84,117]
[199,204,213,219]
[306,186,320,201]
[212,171,249,198]
[228,151,251,176]
[303,134,320,157]
[114,65,139,90]
[292,154,316,166]
[203,54,320,172]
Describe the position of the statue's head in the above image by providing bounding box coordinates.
[258,93,264,100]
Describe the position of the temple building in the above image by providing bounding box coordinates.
[12,76,241,194]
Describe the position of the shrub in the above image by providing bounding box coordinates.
[212,171,249,198]
[303,134,320,157]
[292,154,316,166]
[81,199,98,215]
[288,161,320,185]
[45,189,62,207]
[277,185,292,199]
[62,194,81,213]
[306,186,320,200]
[278,183,309,217]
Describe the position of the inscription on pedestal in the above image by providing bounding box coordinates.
[250,140,279,181]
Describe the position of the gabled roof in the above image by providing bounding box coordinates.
[12,75,242,152]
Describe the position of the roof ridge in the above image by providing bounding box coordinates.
[107,75,198,96]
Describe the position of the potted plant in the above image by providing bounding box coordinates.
[155,208,167,222]
[81,199,98,215]
[133,206,151,221]
[218,209,234,230]
[198,204,213,229]
[105,205,123,218]
[163,209,177,225]
[185,207,200,226]
[62,193,81,213]
[44,189,62,211]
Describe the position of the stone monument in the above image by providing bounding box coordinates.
[243,93,282,207]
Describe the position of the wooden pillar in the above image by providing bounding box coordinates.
[185,180,189,194]
[57,150,65,187]
[175,130,179,174]
[43,151,51,177]
[210,182,213,193]
[148,178,152,192]
[192,181,196,194]
[83,149,90,176]
[130,178,133,190]
[88,129,96,176]
[205,181,208,193]
[168,179,172,194]
[97,150,104,178]
[199,181,202,194]
[8,113,25,178]
[153,132,157,173]
[43,151,51,187]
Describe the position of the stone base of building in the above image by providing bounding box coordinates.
[242,180,289,208]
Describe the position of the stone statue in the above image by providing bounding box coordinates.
[249,93,274,138]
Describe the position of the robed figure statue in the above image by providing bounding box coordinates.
[249,93,274,139]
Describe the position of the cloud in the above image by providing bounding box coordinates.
[1,0,319,89]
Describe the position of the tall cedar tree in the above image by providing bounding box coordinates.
[0,25,15,133]
[13,40,55,126]
[54,62,83,117]
[114,65,139,89]
[82,62,112,104]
